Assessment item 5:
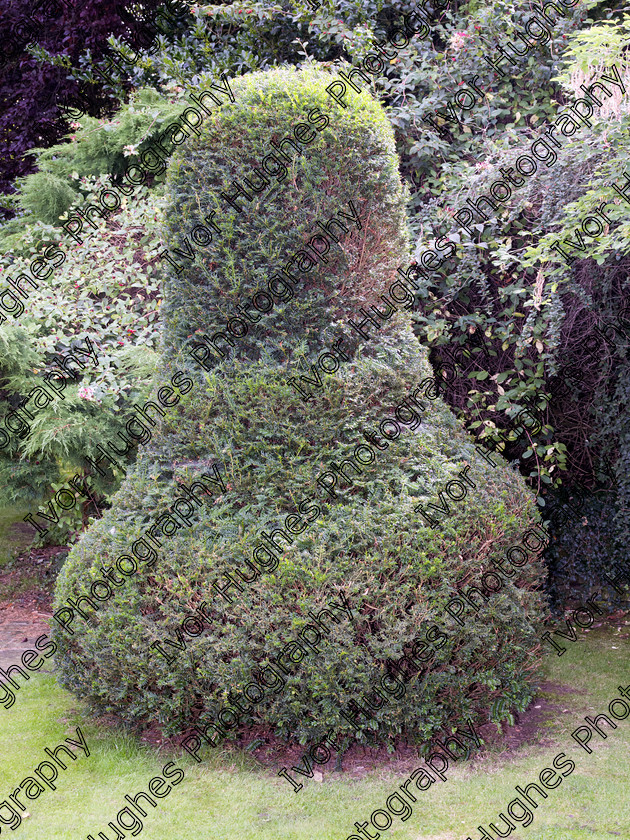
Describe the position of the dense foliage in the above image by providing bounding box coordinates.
[0,87,205,541]
[0,87,188,250]
[54,68,546,745]
[412,14,630,601]
[2,0,628,584]
[0,180,164,541]
[89,0,630,577]
[0,0,191,206]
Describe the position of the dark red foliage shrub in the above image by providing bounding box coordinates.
[0,0,184,213]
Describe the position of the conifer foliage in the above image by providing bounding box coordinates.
[54,67,546,748]
[0,0,181,206]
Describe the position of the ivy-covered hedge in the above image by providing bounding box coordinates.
[54,67,546,747]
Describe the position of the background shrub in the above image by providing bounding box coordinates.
[412,15,630,602]
[0,0,191,207]
[0,87,189,251]
[0,181,164,538]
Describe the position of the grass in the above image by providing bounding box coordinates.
[0,624,628,840]
[0,505,33,570]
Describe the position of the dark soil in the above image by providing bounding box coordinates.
[0,537,67,667]
[0,543,66,613]
[127,677,581,781]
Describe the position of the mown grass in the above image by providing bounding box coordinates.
[0,623,628,840]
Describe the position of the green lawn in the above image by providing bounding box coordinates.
[0,505,33,570]
[0,624,628,840]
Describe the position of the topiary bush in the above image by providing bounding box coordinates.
[53,66,547,750]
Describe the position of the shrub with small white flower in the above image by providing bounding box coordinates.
[0,180,165,535]
[77,385,99,403]
[448,30,470,52]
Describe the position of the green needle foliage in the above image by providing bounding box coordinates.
[54,67,545,749]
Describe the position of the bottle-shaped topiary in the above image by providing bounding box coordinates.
[54,67,547,752]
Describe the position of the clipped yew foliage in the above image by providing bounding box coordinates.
[160,64,409,365]
[54,67,546,749]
